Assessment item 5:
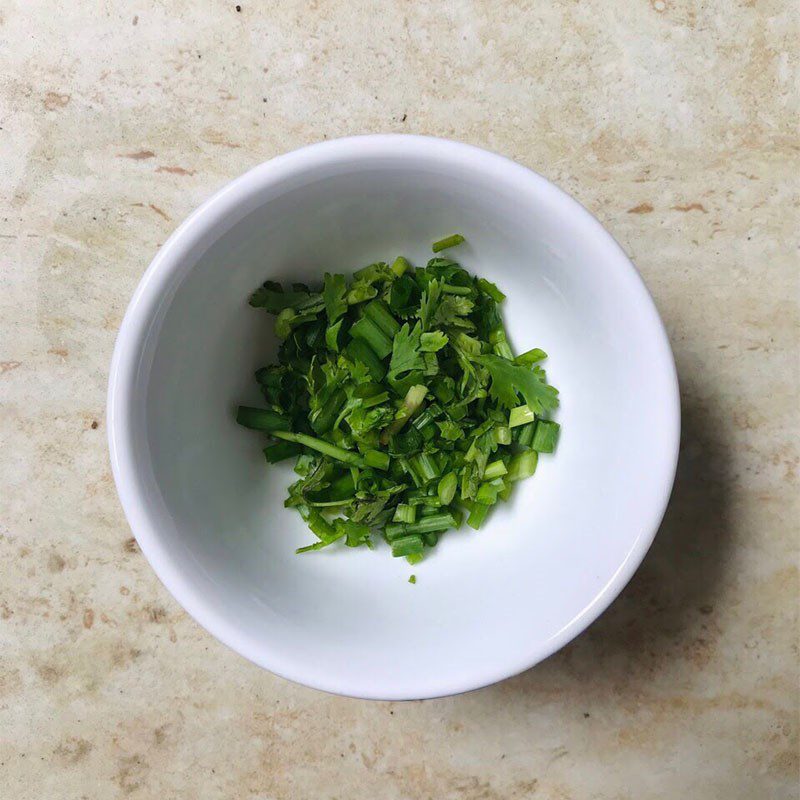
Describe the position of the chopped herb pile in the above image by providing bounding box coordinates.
[236,235,560,561]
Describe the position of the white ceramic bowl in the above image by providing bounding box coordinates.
[108,135,679,700]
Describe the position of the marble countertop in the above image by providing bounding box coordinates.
[1,2,797,798]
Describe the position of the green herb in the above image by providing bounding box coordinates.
[323,272,347,324]
[431,233,465,253]
[236,237,560,560]
[236,406,290,432]
[532,419,561,453]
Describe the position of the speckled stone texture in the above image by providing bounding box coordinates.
[1,1,797,798]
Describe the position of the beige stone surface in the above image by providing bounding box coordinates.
[1,0,798,797]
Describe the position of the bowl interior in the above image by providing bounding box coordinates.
[116,139,678,699]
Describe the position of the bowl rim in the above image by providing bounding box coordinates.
[107,134,680,700]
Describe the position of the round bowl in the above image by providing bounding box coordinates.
[108,135,679,700]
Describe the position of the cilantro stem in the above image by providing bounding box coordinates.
[299,506,340,541]
[476,278,506,303]
[408,452,440,484]
[507,450,538,482]
[390,534,425,557]
[236,406,291,432]
[431,233,465,253]
[476,479,505,505]
[263,442,303,463]
[466,502,491,529]
[483,459,508,480]
[391,256,412,277]
[493,340,514,360]
[514,422,535,449]
[364,449,391,470]
[406,489,442,507]
[494,426,512,445]
[381,384,427,444]
[437,472,457,505]
[385,511,458,540]
[515,348,548,366]
[393,503,416,524]
[440,283,472,296]
[271,430,367,467]
[350,316,393,359]
[346,339,386,381]
[509,404,535,428]
[310,389,346,434]
[363,299,400,338]
[532,420,560,453]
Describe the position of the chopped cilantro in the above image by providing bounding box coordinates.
[431,233,465,253]
[236,236,560,561]
[388,322,424,381]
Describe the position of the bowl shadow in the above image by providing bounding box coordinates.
[492,380,732,698]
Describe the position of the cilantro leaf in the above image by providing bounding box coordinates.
[388,322,424,381]
[323,272,347,323]
[432,295,474,329]
[420,331,448,352]
[475,354,560,414]
[418,279,441,330]
[250,281,313,313]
